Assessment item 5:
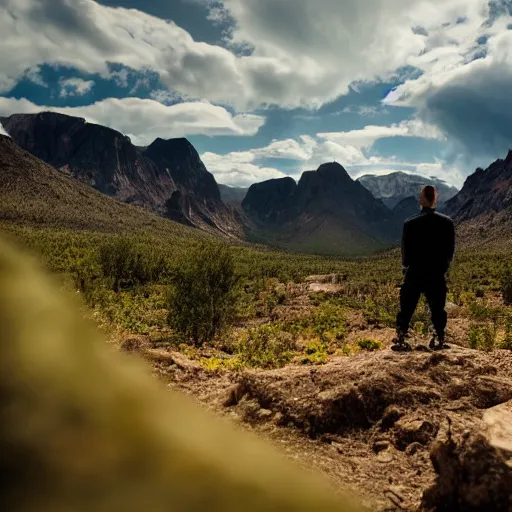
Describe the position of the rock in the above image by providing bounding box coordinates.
[376,450,394,464]
[257,409,273,420]
[273,412,286,426]
[483,400,512,455]
[142,349,202,372]
[373,440,390,453]
[120,336,151,353]
[393,417,439,451]
[222,384,247,407]
[380,406,404,431]
[396,386,442,406]
[422,430,512,511]
[405,442,423,456]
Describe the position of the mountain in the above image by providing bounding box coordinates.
[0,112,239,237]
[0,134,203,242]
[392,196,420,222]
[242,163,400,255]
[218,184,248,206]
[443,149,512,244]
[358,172,458,209]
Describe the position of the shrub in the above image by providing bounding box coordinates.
[357,338,382,352]
[468,323,496,352]
[502,316,512,350]
[167,241,238,346]
[502,267,512,305]
[97,237,167,292]
[235,324,296,369]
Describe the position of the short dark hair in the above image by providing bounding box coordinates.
[421,185,437,206]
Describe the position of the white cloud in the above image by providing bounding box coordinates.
[0,0,502,110]
[382,15,512,161]
[59,77,95,97]
[0,96,265,146]
[318,120,446,150]
[201,151,287,187]
[201,125,461,187]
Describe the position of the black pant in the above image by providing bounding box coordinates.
[396,274,448,338]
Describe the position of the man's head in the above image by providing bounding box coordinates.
[420,185,438,209]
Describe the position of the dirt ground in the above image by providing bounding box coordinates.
[123,336,512,511]
[119,274,512,511]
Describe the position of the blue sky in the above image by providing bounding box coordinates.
[1,0,511,187]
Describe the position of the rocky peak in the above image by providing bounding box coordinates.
[144,137,220,201]
[1,112,235,234]
[242,177,297,224]
[443,149,512,221]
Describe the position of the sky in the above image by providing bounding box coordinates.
[0,0,511,188]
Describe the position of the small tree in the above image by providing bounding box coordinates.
[167,241,238,345]
[502,267,512,306]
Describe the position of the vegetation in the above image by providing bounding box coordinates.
[167,241,238,346]
[502,266,512,305]
[2,219,511,368]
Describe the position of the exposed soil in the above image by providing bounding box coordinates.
[123,335,512,511]
[119,274,512,511]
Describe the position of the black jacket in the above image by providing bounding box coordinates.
[401,207,456,278]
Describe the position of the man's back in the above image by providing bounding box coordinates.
[402,207,455,277]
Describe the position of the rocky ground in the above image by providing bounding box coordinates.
[121,335,512,511]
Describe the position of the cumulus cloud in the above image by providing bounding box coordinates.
[384,15,512,162]
[202,125,460,187]
[59,77,95,97]
[0,0,501,110]
[0,96,265,145]
[201,151,287,187]
[318,120,446,150]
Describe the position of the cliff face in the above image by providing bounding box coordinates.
[0,112,240,236]
[242,163,400,255]
[444,150,512,222]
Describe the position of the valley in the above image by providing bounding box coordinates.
[1,119,512,511]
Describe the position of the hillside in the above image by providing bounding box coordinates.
[0,134,205,242]
[0,112,240,237]
[242,163,400,255]
[358,172,458,209]
[443,149,512,247]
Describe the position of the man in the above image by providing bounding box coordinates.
[394,185,456,350]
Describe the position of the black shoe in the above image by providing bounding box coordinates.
[430,335,448,351]
[392,330,412,352]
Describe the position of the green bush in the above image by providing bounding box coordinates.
[235,324,296,369]
[502,316,512,350]
[357,338,382,352]
[502,267,512,305]
[97,237,167,292]
[468,323,496,351]
[167,241,238,346]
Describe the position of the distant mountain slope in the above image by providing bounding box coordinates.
[358,172,458,209]
[0,112,240,237]
[443,149,512,245]
[242,163,400,255]
[392,196,420,222]
[0,134,202,241]
[218,184,249,206]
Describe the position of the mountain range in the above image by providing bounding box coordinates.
[357,172,458,210]
[242,163,400,254]
[0,112,240,237]
[1,111,510,254]
[0,133,201,243]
